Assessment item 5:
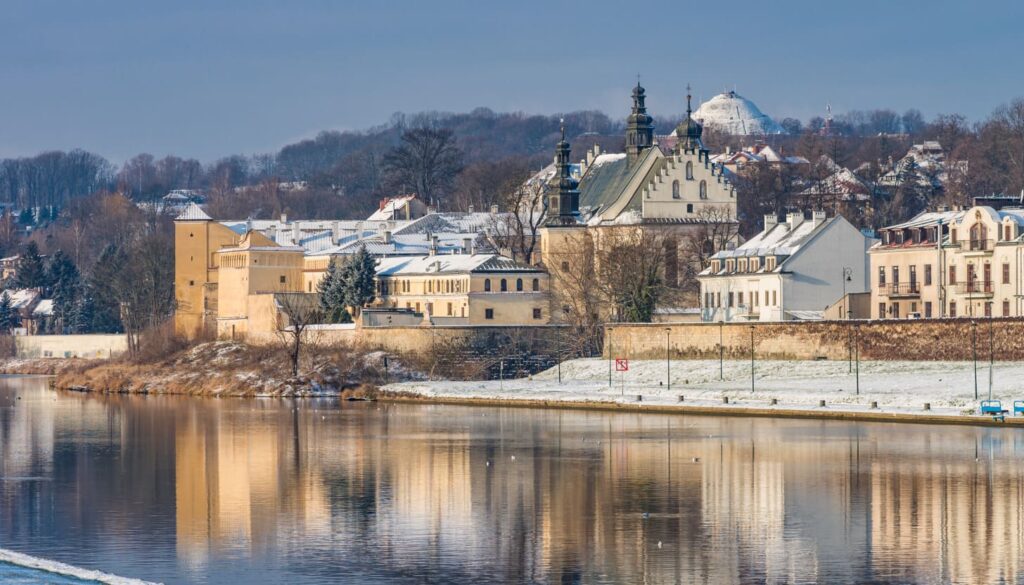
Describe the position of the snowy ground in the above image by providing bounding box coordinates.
[384,358,1024,420]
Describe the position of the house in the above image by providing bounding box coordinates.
[710,143,809,171]
[868,204,1024,319]
[698,212,874,322]
[367,194,429,221]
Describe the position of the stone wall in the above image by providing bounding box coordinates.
[605,318,1024,361]
[15,334,128,359]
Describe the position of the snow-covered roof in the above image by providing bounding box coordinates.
[175,202,212,221]
[32,299,53,316]
[367,194,419,221]
[375,254,542,277]
[0,288,40,310]
[692,91,786,136]
[708,215,833,267]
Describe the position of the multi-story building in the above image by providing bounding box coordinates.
[174,203,549,339]
[869,204,1024,319]
[697,212,874,322]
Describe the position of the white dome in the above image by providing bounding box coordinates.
[692,91,786,135]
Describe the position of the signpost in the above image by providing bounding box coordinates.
[615,358,628,396]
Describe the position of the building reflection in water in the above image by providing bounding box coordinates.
[3,378,1024,584]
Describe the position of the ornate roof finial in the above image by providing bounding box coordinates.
[686,83,693,117]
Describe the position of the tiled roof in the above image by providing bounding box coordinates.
[175,202,212,221]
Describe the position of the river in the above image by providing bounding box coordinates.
[1,375,1023,584]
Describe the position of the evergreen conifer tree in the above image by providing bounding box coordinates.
[69,291,96,334]
[87,245,125,333]
[14,241,47,289]
[316,259,350,323]
[342,245,378,316]
[48,250,80,332]
[0,292,19,333]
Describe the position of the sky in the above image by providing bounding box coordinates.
[1,0,1022,163]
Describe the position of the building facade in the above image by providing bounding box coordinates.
[698,212,873,322]
[869,205,1024,319]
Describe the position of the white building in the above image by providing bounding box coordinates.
[690,91,786,136]
[698,212,875,321]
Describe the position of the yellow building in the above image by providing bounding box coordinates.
[869,204,1024,319]
[173,203,550,339]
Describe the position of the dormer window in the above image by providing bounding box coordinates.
[766,257,776,271]
[751,258,759,272]
[711,260,721,272]
[726,259,735,272]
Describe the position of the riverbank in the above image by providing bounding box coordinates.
[0,357,102,376]
[383,357,1024,426]
[52,341,397,397]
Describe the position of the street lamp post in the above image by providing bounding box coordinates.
[989,316,994,400]
[719,321,724,381]
[854,324,860,395]
[665,327,671,393]
[972,321,978,400]
[843,267,853,373]
[750,325,755,393]
[608,327,613,388]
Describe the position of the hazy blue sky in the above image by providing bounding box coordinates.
[2,0,1021,162]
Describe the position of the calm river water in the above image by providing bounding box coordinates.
[1,375,1024,584]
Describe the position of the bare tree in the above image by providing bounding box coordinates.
[485,174,547,264]
[681,205,739,293]
[274,293,324,377]
[593,227,670,323]
[383,127,464,208]
[544,230,603,355]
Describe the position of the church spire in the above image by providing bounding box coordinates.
[625,79,654,166]
[546,119,580,226]
[675,83,704,153]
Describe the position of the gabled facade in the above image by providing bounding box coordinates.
[698,212,874,321]
[869,205,1024,319]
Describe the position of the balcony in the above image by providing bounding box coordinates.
[955,280,994,296]
[884,282,920,298]
[963,239,995,254]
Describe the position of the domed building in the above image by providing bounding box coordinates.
[692,90,785,136]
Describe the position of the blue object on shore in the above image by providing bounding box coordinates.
[1014,400,1024,416]
[981,400,1008,422]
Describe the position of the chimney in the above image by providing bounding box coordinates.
[429,235,439,255]
[280,212,287,224]
[593,144,601,156]
[267,224,277,242]
[379,197,387,210]
[786,212,804,230]
[245,217,253,233]
[463,237,472,254]
[292,222,301,243]
[811,210,826,226]
[763,214,778,231]
[490,204,499,214]
[468,205,475,213]
[333,220,342,243]
[383,230,392,244]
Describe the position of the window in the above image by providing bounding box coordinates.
[447,302,452,316]
[892,266,900,285]
[686,203,693,213]
[532,278,539,291]
[308,282,312,292]
[924,264,932,286]
[1004,300,1011,317]
[951,228,958,243]
[949,301,957,318]
[516,278,523,291]
[892,303,900,319]
[500,279,507,292]
[279,275,286,284]
[909,265,916,286]
[1003,263,1010,284]
[485,308,494,320]
[924,301,932,318]
[738,292,744,306]
[879,303,886,319]
[484,279,491,292]
[878,266,886,287]
[985,302,992,318]
[672,180,680,199]
[561,261,569,271]
[1006,224,1012,241]
[772,291,777,305]
[728,292,734,307]
[189,280,195,286]
[533,308,542,320]
[948,265,956,285]
[686,161,693,180]
[699,180,708,199]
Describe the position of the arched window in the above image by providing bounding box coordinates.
[532,278,540,292]
[516,278,523,291]
[685,161,694,180]
[500,278,508,292]
[699,180,707,199]
[672,180,680,199]
[484,278,491,292]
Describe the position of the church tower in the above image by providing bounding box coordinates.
[675,86,705,154]
[545,121,580,226]
[625,82,654,165]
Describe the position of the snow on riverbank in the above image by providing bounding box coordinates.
[0,548,159,585]
[385,358,1024,419]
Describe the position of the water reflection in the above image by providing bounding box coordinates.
[1,376,1023,584]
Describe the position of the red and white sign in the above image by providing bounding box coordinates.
[615,358,629,372]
